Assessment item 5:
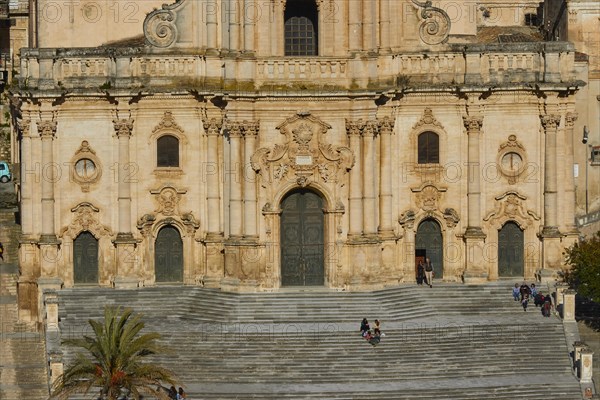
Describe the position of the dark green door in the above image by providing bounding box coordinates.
[73,231,98,284]
[281,191,324,286]
[415,219,443,278]
[155,226,183,282]
[498,222,524,277]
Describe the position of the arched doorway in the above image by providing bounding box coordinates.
[415,219,443,278]
[498,221,524,277]
[73,231,98,284]
[155,226,183,282]
[280,190,324,286]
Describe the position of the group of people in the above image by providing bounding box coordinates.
[416,258,434,288]
[512,282,553,317]
[360,318,383,346]
[158,386,187,399]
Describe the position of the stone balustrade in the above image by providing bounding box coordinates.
[17,42,578,92]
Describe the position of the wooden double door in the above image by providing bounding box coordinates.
[280,190,325,286]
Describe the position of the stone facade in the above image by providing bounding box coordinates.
[9,0,586,321]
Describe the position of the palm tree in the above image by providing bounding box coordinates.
[50,306,178,400]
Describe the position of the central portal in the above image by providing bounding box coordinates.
[280,190,325,286]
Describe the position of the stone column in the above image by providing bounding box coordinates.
[580,348,594,383]
[228,0,240,52]
[38,120,57,240]
[44,290,59,330]
[562,289,576,321]
[362,0,375,52]
[541,114,561,234]
[37,120,61,277]
[563,113,578,232]
[574,341,587,371]
[242,120,259,238]
[18,118,33,235]
[462,116,487,283]
[243,0,256,53]
[362,120,378,236]
[378,117,394,237]
[112,118,138,288]
[227,121,244,238]
[204,118,223,237]
[379,0,391,51]
[540,114,563,274]
[348,0,362,52]
[203,117,224,287]
[346,119,363,237]
[206,0,218,52]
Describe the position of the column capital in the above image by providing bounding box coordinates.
[540,114,561,130]
[378,116,395,134]
[17,118,31,136]
[564,112,578,127]
[362,120,379,137]
[241,120,260,136]
[462,116,483,133]
[224,120,243,138]
[113,118,134,137]
[345,118,365,136]
[37,120,57,138]
[203,117,223,136]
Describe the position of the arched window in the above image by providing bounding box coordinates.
[418,131,439,164]
[284,0,318,56]
[157,135,179,167]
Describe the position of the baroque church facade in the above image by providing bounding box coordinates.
[10,0,584,321]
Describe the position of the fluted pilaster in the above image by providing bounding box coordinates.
[363,120,378,235]
[378,116,394,235]
[540,114,561,237]
[203,117,223,237]
[346,119,364,236]
[242,120,259,238]
[463,115,485,238]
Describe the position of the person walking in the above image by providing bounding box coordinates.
[417,261,425,285]
[424,257,434,288]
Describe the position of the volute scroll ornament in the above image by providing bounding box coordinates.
[143,2,182,48]
[412,0,451,45]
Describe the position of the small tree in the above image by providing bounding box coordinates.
[50,306,178,400]
[564,231,600,302]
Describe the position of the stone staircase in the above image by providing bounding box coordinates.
[55,284,584,399]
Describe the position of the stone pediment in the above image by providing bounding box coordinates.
[251,112,354,188]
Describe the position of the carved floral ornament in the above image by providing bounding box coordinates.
[251,112,354,188]
[60,202,112,239]
[483,191,540,229]
[413,108,443,131]
[37,120,57,138]
[399,207,459,230]
[411,183,446,212]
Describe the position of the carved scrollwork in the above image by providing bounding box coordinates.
[399,209,416,230]
[143,5,179,48]
[412,0,451,45]
[443,208,460,229]
[61,202,112,239]
[484,191,540,229]
[251,112,354,189]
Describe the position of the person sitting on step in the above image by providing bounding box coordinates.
[360,318,370,337]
